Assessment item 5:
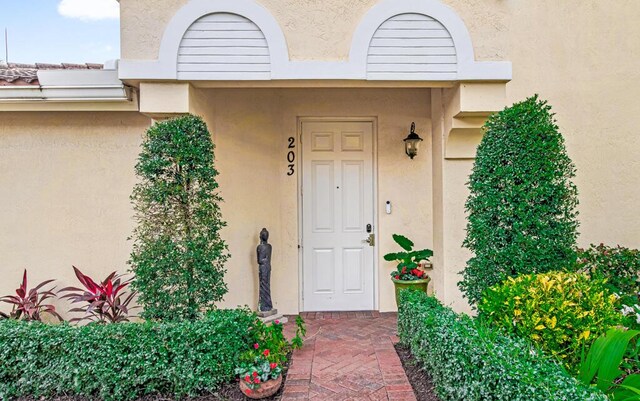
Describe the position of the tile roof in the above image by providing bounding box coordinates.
[0,62,104,86]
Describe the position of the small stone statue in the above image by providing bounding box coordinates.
[257,228,273,312]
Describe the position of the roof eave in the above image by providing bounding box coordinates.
[0,67,138,111]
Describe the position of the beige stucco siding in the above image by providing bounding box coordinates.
[120,0,504,62]
[120,0,640,247]
[2,0,639,316]
[503,2,640,247]
[0,90,431,315]
[0,112,150,317]
[120,0,379,62]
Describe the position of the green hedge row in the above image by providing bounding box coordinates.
[397,291,607,401]
[0,309,256,401]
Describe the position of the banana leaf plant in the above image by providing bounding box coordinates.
[579,328,640,400]
[384,234,433,281]
[0,269,62,321]
[60,266,138,323]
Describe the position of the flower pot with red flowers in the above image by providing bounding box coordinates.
[235,346,283,399]
[384,234,433,307]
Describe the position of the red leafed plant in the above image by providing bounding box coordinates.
[60,266,138,323]
[0,269,62,321]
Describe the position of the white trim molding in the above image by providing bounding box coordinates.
[118,0,512,82]
[0,68,136,111]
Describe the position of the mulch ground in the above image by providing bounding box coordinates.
[16,353,292,401]
[394,343,442,401]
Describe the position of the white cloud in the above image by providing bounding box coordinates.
[58,0,120,21]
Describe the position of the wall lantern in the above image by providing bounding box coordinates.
[403,122,423,159]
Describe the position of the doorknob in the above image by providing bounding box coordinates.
[363,233,375,247]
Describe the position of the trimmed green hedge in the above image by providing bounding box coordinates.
[0,309,256,401]
[398,291,607,401]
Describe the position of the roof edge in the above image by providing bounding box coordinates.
[0,64,138,111]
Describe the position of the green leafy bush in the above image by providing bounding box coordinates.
[478,271,622,370]
[579,328,640,400]
[622,304,640,331]
[398,290,607,401]
[236,316,306,396]
[0,309,256,400]
[572,244,640,329]
[246,315,306,365]
[460,95,579,306]
[130,114,229,321]
[574,244,640,305]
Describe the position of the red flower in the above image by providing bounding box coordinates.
[263,349,270,356]
[254,377,261,384]
[401,267,407,274]
[394,275,400,279]
[253,371,258,377]
[245,389,252,395]
[410,268,424,278]
[253,343,259,349]
[270,362,277,369]
[275,319,280,324]
[245,375,251,382]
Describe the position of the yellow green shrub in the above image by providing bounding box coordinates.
[478,271,622,371]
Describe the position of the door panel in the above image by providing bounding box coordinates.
[342,161,364,232]
[343,248,365,294]
[312,248,334,294]
[311,161,334,232]
[302,120,374,311]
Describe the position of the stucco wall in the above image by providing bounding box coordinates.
[198,88,432,313]
[0,91,430,316]
[120,0,640,249]
[0,112,151,318]
[500,2,640,248]
[120,0,379,61]
[119,0,504,62]
[3,0,639,315]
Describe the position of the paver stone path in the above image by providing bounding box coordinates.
[282,312,416,401]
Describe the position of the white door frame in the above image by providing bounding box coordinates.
[296,116,379,312]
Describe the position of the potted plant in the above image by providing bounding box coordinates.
[384,234,433,306]
[235,345,283,399]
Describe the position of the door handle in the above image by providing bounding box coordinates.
[363,233,375,247]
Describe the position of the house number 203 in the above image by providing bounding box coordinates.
[287,137,296,176]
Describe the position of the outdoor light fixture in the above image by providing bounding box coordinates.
[403,122,423,159]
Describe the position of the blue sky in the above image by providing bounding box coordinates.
[0,0,120,64]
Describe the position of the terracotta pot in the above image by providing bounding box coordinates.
[391,277,431,307]
[239,374,282,399]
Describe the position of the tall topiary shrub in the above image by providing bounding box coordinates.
[459,95,579,306]
[130,114,229,321]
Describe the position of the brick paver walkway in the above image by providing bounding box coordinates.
[282,312,416,401]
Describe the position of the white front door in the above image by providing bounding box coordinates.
[301,120,375,311]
